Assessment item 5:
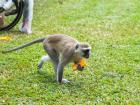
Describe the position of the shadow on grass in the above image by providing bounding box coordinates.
[36,70,84,88]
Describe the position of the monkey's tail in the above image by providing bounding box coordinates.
[2,37,46,53]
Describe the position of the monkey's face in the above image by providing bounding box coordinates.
[77,43,91,59]
[82,49,91,59]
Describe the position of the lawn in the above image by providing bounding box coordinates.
[0,0,140,104]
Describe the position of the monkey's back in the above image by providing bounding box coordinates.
[43,34,78,52]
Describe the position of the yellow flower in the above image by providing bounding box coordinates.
[80,58,87,67]
[0,36,12,41]
[72,58,87,71]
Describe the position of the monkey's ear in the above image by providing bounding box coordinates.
[75,44,79,53]
[75,44,79,49]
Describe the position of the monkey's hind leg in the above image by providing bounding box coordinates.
[46,50,59,81]
[38,55,50,72]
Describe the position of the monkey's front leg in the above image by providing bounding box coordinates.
[57,62,70,84]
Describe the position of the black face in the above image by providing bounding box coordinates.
[83,49,90,58]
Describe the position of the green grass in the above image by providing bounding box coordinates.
[0,0,140,104]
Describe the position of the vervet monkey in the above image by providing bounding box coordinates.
[2,34,91,83]
[0,0,33,34]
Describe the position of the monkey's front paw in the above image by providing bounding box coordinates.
[62,79,70,84]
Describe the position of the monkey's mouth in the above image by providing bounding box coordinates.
[72,58,86,71]
[77,64,84,71]
[83,54,89,58]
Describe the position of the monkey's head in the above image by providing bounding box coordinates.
[75,42,91,59]
[73,43,91,71]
